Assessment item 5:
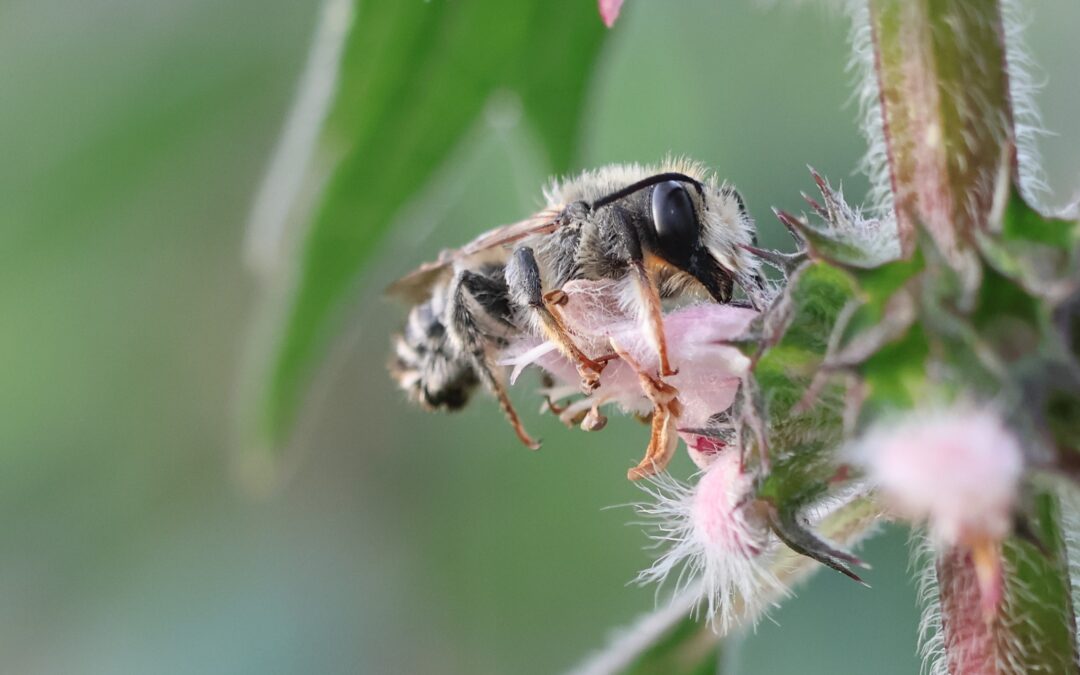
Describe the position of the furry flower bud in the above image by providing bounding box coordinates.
[849,406,1024,612]
[598,0,624,27]
[635,451,783,631]
[849,406,1023,547]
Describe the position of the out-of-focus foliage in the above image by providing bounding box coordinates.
[251,0,606,457]
[2,0,1079,673]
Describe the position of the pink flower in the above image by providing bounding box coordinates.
[635,451,783,631]
[499,279,755,471]
[849,406,1022,546]
[598,0,624,27]
[848,406,1024,612]
[497,279,779,623]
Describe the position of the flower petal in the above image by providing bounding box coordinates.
[848,405,1023,547]
[598,0,624,27]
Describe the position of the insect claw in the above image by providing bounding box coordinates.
[516,429,541,450]
[626,404,679,480]
[559,405,589,427]
[593,353,619,366]
[579,373,601,395]
[512,420,541,450]
[580,406,607,432]
[542,395,567,415]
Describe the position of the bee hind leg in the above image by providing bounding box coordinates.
[448,269,540,450]
[505,247,607,392]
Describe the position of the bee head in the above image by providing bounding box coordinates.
[589,172,762,308]
[650,179,763,308]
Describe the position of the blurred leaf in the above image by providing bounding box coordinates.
[252,0,606,454]
[999,184,1079,249]
[855,324,929,423]
[979,186,1080,303]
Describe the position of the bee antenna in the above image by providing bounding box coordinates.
[590,172,705,211]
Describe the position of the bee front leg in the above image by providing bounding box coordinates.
[448,269,540,450]
[610,221,676,377]
[505,246,607,392]
[609,338,682,480]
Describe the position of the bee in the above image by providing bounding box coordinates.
[388,159,763,475]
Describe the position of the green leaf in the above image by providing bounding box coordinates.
[769,263,856,360]
[979,187,1080,303]
[251,0,606,455]
[855,323,929,424]
[1000,184,1079,249]
[849,250,923,304]
[794,219,886,269]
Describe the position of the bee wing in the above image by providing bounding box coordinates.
[385,207,564,302]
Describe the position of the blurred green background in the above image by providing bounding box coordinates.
[2,0,1078,673]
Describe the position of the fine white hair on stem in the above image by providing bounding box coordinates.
[573,490,882,675]
[1056,483,1080,657]
[845,0,894,221]
[566,582,702,675]
[910,532,948,675]
[1001,0,1050,207]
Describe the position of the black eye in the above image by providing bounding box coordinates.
[651,181,698,254]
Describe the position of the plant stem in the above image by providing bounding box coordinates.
[934,491,1078,674]
[870,1,1079,671]
[869,0,1014,259]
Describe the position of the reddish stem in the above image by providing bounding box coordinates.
[870,0,1015,259]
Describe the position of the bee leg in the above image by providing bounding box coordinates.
[610,221,676,377]
[448,270,540,450]
[609,338,682,480]
[555,396,609,430]
[580,405,607,432]
[505,247,606,392]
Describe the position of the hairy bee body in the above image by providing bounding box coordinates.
[389,159,761,447]
[390,283,479,411]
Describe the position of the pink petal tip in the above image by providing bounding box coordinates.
[598,0,624,27]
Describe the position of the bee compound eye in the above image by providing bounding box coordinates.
[651,181,698,253]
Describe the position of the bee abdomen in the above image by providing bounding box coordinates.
[389,297,479,411]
